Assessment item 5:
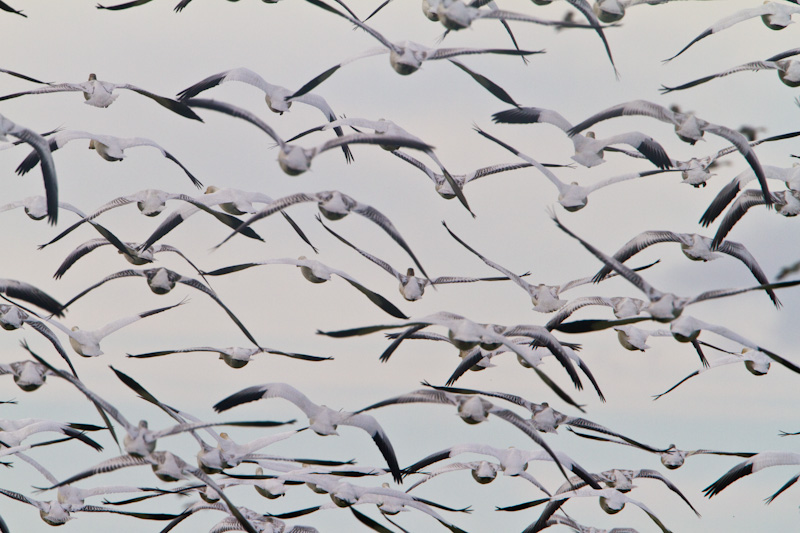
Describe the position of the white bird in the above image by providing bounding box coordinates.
[443,220,653,312]
[0,73,202,120]
[708,189,800,248]
[201,256,409,319]
[185,98,433,176]
[60,267,260,347]
[566,99,772,205]
[0,359,53,392]
[319,216,526,301]
[213,382,404,483]
[133,185,315,252]
[176,66,354,163]
[591,230,779,307]
[661,48,800,92]
[291,116,474,215]
[1,196,83,224]
[523,487,672,533]
[41,300,185,357]
[288,0,541,88]
[551,212,800,322]
[15,130,203,189]
[126,345,331,368]
[592,0,701,23]
[666,2,800,61]
[437,0,617,75]
[404,461,512,491]
[490,109,673,170]
[477,127,674,209]
[0,305,77,376]
[704,451,800,503]
[0,114,59,224]
[538,513,641,533]
[213,189,431,281]
[700,164,800,229]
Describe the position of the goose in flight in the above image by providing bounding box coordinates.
[0,73,202,121]
[40,300,185,357]
[289,116,474,216]
[185,98,432,177]
[568,427,756,470]
[703,451,800,503]
[177,67,354,163]
[661,48,800,92]
[0,418,103,450]
[318,216,525,301]
[0,303,78,376]
[1,196,84,225]
[522,487,673,533]
[0,114,59,224]
[490,108,673,169]
[592,0,702,23]
[707,189,800,249]
[201,256,409,319]
[401,442,600,491]
[551,212,800,322]
[15,130,203,189]
[565,99,772,205]
[666,2,800,62]
[590,230,779,307]
[213,382,404,483]
[60,267,260,347]
[443,220,654,312]
[212,189,431,281]
[288,0,542,94]
[127,345,331,368]
[476,127,674,209]
[699,163,800,229]
[0,359,54,392]
[437,0,618,76]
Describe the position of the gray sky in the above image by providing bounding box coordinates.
[2,1,800,531]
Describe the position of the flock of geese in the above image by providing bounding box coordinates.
[3,1,800,532]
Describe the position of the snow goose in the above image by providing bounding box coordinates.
[662,47,800,92]
[0,487,180,526]
[201,256,409,319]
[0,196,83,225]
[708,188,800,248]
[0,303,77,376]
[0,114,59,224]
[0,73,202,121]
[568,427,756,470]
[593,0,698,23]
[703,451,800,503]
[402,442,600,490]
[522,487,672,533]
[666,2,800,62]
[439,0,617,76]
[213,382,404,483]
[477,128,674,209]
[319,216,525,301]
[185,98,432,177]
[289,0,541,92]
[40,300,185,357]
[0,418,103,450]
[177,67,354,163]
[60,267,260,346]
[566,100,772,205]
[290,116,474,216]
[490,108,673,169]
[0,359,53,392]
[699,163,800,228]
[213,189,431,280]
[551,212,800,322]
[15,130,203,189]
[443,220,654,312]
[132,185,314,253]
[591,230,779,307]
[126,345,331,368]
